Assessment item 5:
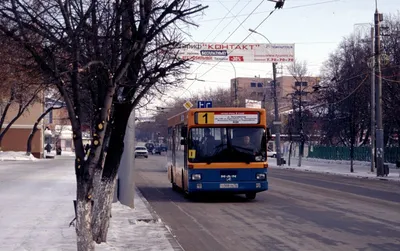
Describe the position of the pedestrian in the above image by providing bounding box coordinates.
[85,143,90,155]
[45,143,52,153]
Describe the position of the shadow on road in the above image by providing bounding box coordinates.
[137,184,262,204]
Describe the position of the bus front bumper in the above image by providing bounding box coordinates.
[188,181,268,193]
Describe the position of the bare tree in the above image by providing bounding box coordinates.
[0,0,207,249]
[0,36,44,149]
[287,60,309,167]
[318,33,373,170]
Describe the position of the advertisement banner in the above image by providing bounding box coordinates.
[171,42,295,63]
[245,99,262,108]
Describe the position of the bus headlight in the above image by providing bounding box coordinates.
[191,174,202,180]
[256,173,266,180]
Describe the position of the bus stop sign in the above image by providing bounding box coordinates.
[198,101,212,108]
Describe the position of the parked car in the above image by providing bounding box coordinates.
[267,151,277,158]
[135,146,148,158]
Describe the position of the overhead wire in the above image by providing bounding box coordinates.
[211,0,256,42]
[200,0,242,42]
[182,5,278,96]
[199,0,340,23]
[186,0,266,78]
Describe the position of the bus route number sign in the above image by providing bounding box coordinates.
[197,112,215,124]
[195,111,259,124]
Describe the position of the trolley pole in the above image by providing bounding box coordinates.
[272,62,282,165]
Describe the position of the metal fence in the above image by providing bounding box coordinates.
[307,146,400,163]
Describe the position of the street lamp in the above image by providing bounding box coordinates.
[248,28,283,166]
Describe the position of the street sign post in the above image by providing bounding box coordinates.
[197,101,213,108]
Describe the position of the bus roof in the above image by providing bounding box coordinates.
[167,107,266,127]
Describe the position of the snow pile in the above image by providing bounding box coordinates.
[60,150,76,157]
[0,151,37,161]
[305,157,397,169]
[272,158,400,181]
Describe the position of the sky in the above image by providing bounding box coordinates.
[138,0,399,118]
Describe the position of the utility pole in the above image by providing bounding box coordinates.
[370,26,376,173]
[374,8,384,176]
[234,78,238,107]
[272,63,282,165]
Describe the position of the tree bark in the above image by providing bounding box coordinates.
[76,182,95,251]
[92,173,117,243]
[92,103,131,243]
[26,106,62,155]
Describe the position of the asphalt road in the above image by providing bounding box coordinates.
[134,154,400,251]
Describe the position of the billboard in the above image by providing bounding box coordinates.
[245,99,262,108]
[171,42,295,63]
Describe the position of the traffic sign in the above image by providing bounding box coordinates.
[197,101,213,108]
[183,101,193,110]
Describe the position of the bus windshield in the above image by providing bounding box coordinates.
[188,127,266,163]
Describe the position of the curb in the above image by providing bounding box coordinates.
[134,186,184,251]
[273,166,400,183]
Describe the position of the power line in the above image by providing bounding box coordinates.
[183,6,278,95]
[199,0,340,23]
[201,0,242,42]
[188,0,266,76]
[213,0,257,42]
[179,0,268,97]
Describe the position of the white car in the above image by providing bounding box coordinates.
[134,146,148,158]
[267,151,277,158]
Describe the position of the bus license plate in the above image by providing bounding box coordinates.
[220,183,238,189]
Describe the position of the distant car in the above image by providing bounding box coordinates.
[135,146,148,158]
[153,147,162,155]
[145,143,155,154]
[267,151,277,158]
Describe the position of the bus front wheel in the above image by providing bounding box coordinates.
[171,169,177,191]
[245,193,256,200]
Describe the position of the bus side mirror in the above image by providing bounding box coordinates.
[266,128,272,141]
[181,126,187,138]
[180,139,187,145]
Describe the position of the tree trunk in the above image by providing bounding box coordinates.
[76,188,95,251]
[91,103,131,243]
[92,173,117,243]
[288,141,293,166]
[350,113,355,173]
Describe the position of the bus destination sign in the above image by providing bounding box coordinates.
[214,111,259,124]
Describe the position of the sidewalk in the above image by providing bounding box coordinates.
[0,156,181,250]
[97,188,181,251]
[270,157,400,182]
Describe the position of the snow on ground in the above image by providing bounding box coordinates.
[96,188,177,251]
[0,151,37,161]
[0,158,178,251]
[271,157,400,181]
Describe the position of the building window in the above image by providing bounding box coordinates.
[257,82,263,87]
[250,82,256,87]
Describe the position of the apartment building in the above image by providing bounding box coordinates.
[0,94,44,158]
[230,77,272,106]
[230,75,320,111]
